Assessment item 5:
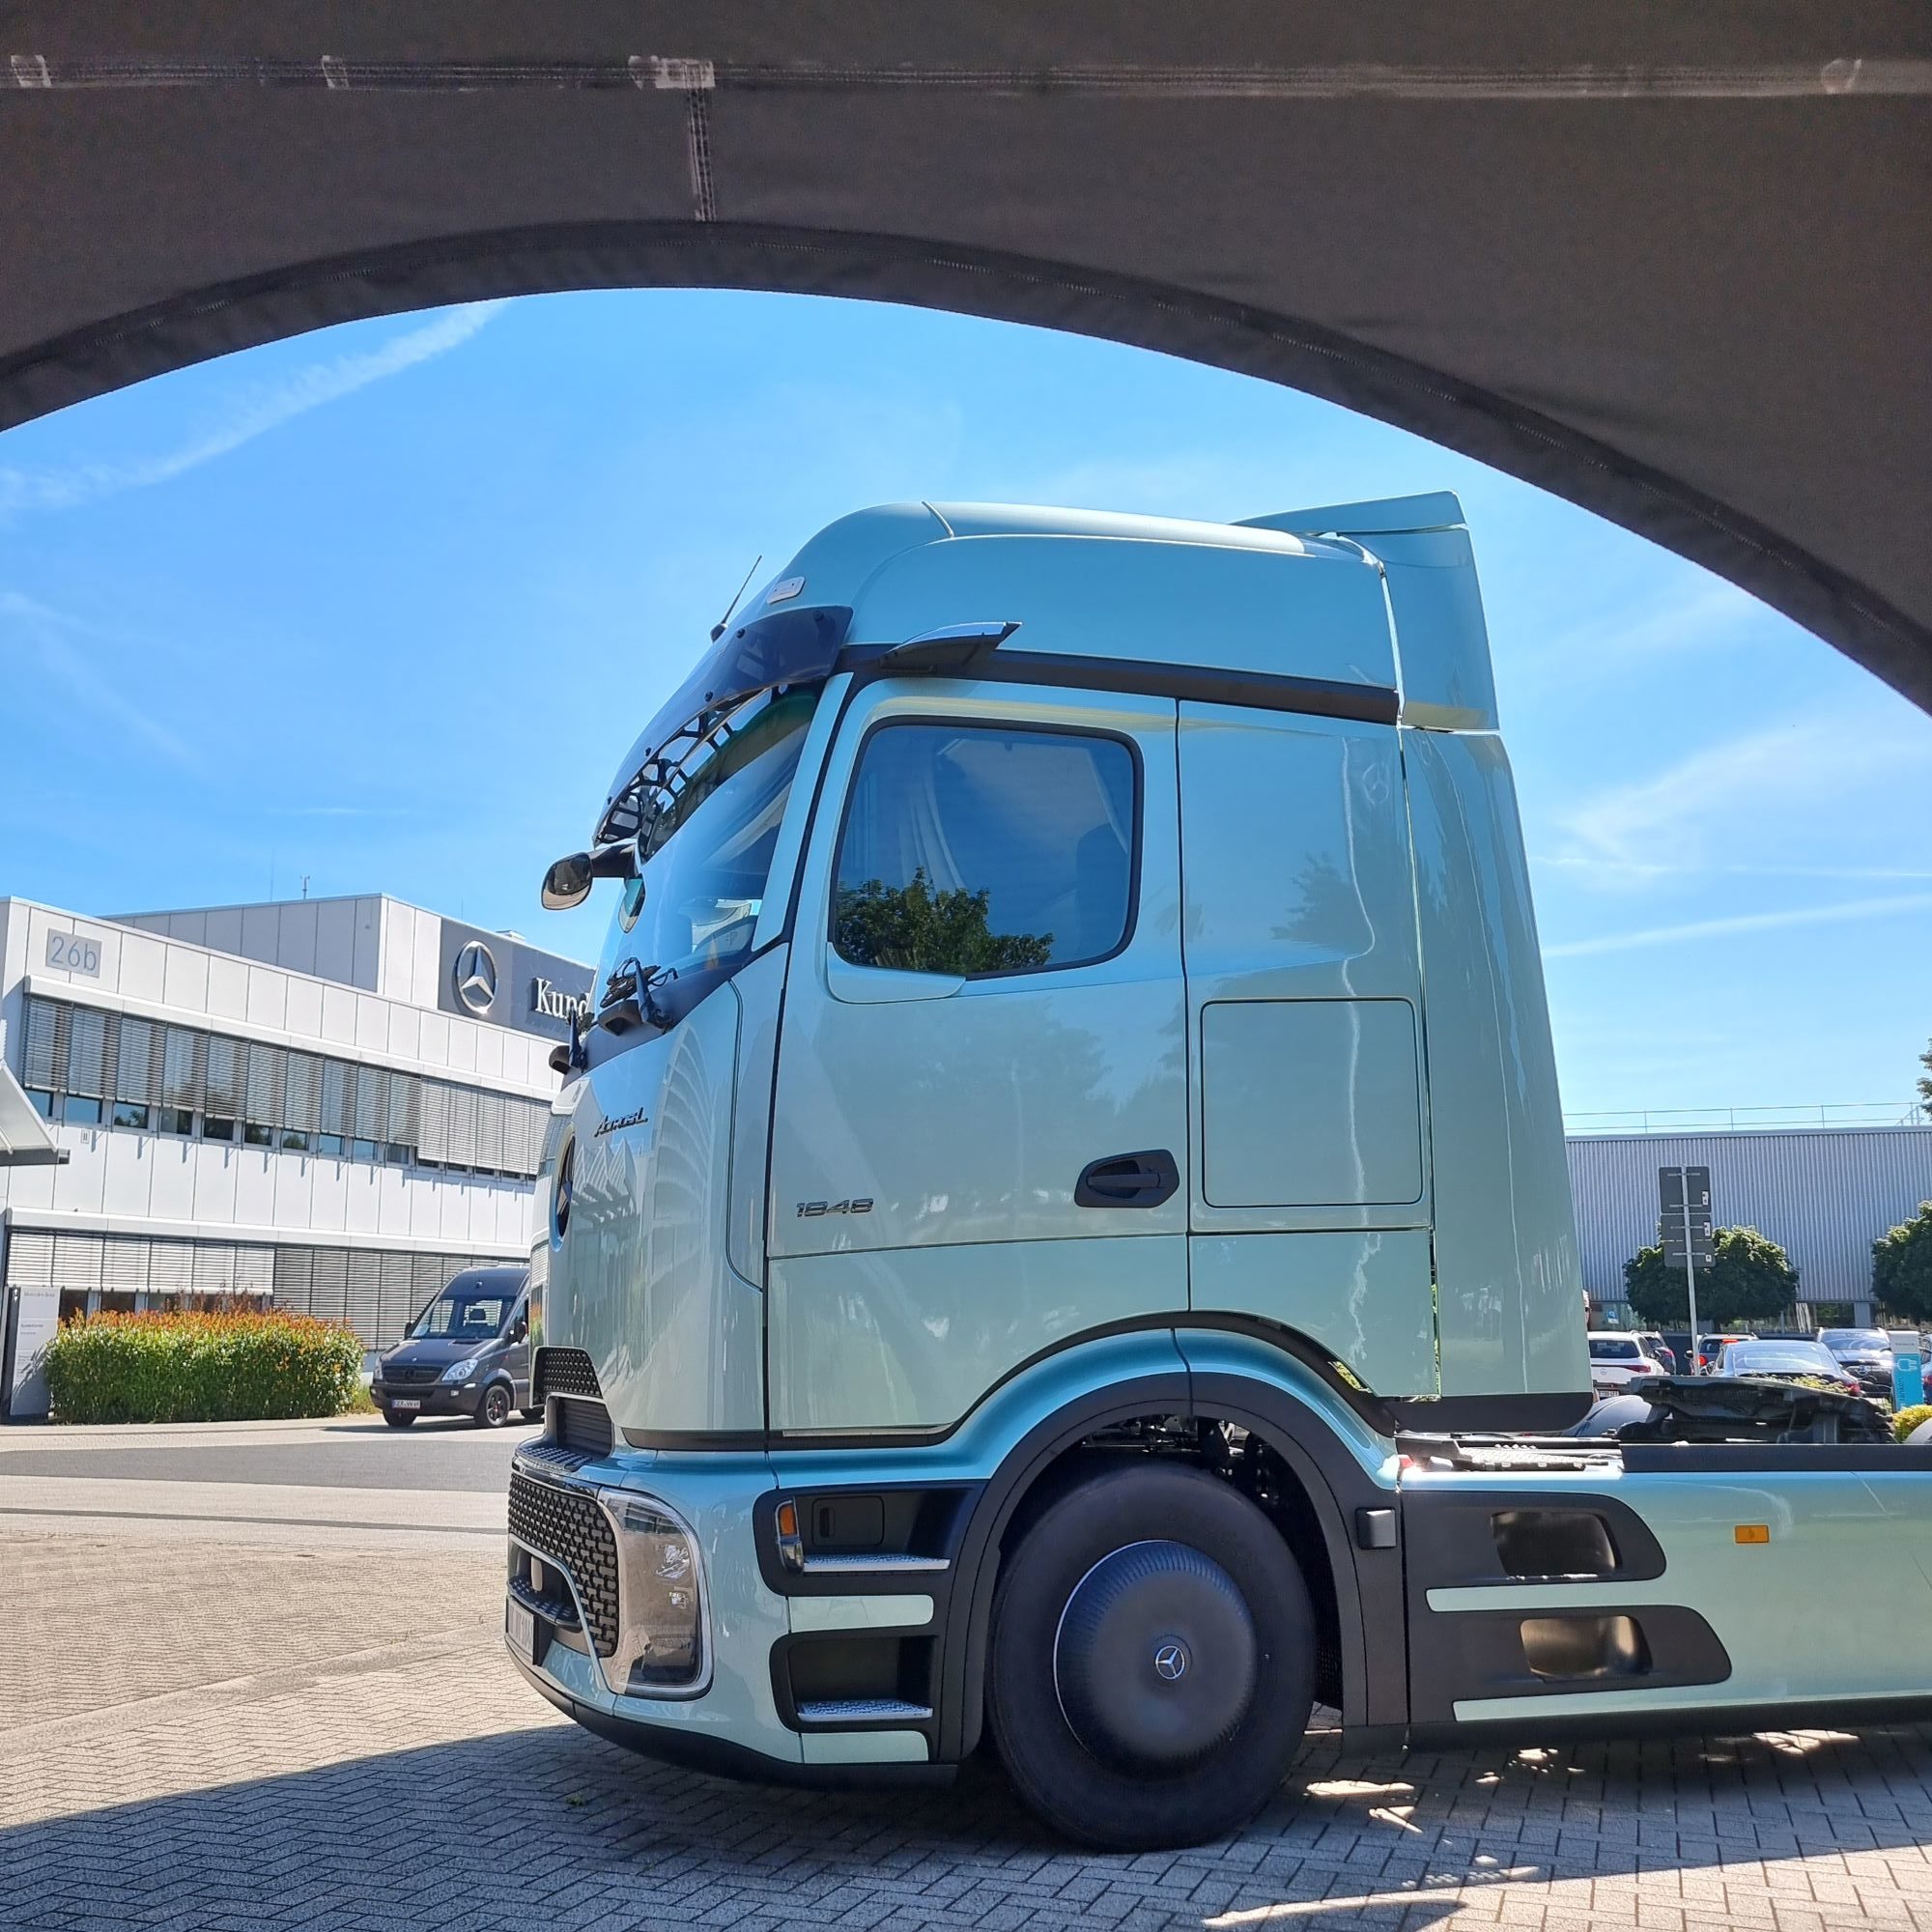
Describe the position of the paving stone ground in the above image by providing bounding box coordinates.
[6,1431,1932,1930]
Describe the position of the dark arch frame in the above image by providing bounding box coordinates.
[4,217,1926,711]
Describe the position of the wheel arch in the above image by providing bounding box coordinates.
[940,1331,1407,1760]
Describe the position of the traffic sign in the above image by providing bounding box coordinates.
[1659,1165,1715,1267]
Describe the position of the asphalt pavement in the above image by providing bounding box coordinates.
[0,1410,535,1491]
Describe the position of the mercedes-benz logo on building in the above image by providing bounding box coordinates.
[453,940,498,1015]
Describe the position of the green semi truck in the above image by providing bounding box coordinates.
[504,494,1930,1847]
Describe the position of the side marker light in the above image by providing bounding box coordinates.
[1734,1524,1770,1545]
[775,1497,805,1572]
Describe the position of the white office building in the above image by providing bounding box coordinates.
[0,893,590,1417]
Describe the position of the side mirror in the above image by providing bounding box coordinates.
[541,852,592,910]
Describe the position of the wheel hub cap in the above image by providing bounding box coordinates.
[1053,1539,1257,1773]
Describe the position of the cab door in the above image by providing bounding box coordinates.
[766,679,1186,1435]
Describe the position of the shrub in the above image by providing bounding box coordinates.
[1874,1203,1932,1323]
[1624,1225,1800,1325]
[1892,1404,1932,1444]
[44,1309,363,1425]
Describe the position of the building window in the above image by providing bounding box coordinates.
[15,993,549,1181]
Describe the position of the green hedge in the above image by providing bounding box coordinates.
[44,1310,364,1424]
[1893,1404,1932,1444]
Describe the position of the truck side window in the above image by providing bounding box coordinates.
[833,722,1137,977]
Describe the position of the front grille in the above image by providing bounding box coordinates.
[508,1470,619,1656]
[384,1363,441,1386]
[554,1396,614,1458]
[534,1346,602,1403]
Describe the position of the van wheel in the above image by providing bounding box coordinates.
[477,1383,513,1429]
[382,1411,416,1429]
[986,1461,1315,1850]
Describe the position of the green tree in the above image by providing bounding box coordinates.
[834,869,1054,976]
[1918,1037,1932,1120]
[1874,1203,1932,1322]
[1624,1225,1800,1325]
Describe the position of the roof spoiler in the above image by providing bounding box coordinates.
[1242,491,1495,731]
[1236,491,1465,538]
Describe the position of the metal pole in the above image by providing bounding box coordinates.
[1680,1163,1701,1375]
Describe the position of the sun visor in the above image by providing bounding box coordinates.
[597,604,851,843]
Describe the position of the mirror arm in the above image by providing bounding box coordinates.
[586,842,638,881]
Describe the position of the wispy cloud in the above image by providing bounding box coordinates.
[1546,893,1932,960]
[0,301,506,518]
[0,590,199,768]
[1549,579,1766,668]
[1548,710,1932,884]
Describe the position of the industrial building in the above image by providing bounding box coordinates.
[0,893,590,1418]
[1569,1124,1932,1328]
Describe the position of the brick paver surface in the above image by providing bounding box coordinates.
[7,1486,1932,1929]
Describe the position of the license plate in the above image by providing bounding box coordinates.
[506,1597,537,1662]
[391,1398,420,1410]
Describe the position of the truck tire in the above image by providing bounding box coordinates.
[476,1381,514,1428]
[986,1460,1316,1849]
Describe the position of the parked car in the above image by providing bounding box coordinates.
[1587,1331,1668,1391]
[1712,1337,1863,1397]
[1696,1333,1747,1372]
[369,1265,536,1428]
[1633,1329,1677,1374]
[1817,1326,1893,1399]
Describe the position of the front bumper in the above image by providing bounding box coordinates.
[371,1378,483,1417]
[504,1442,806,1769]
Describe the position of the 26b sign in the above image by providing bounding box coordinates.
[44,929,102,978]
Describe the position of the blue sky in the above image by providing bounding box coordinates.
[1,292,1927,1121]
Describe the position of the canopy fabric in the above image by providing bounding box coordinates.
[2,5,1928,706]
[0,1065,63,1167]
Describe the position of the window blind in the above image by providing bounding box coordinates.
[115,1016,161,1106]
[161,1026,205,1111]
[283,1052,323,1134]
[21,997,66,1091]
[66,1008,110,1098]
[244,1040,285,1127]
[203,1036,246,1117]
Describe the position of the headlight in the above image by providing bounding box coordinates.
[598,1490,708,1696]
[442,1358,479,1382]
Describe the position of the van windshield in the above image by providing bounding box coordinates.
[602,688,817,992]
[411,1281,519,1340]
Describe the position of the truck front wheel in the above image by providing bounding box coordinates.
[986,1460,1316,1849]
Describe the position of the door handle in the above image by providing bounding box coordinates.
[1075,1150,1179,1209]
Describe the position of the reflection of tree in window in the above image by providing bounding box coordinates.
[835,724,1134,977]
[836,868,1054,974]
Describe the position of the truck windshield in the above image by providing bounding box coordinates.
[605,688,817,989]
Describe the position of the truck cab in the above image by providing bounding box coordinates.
[505,496,1932,1846]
